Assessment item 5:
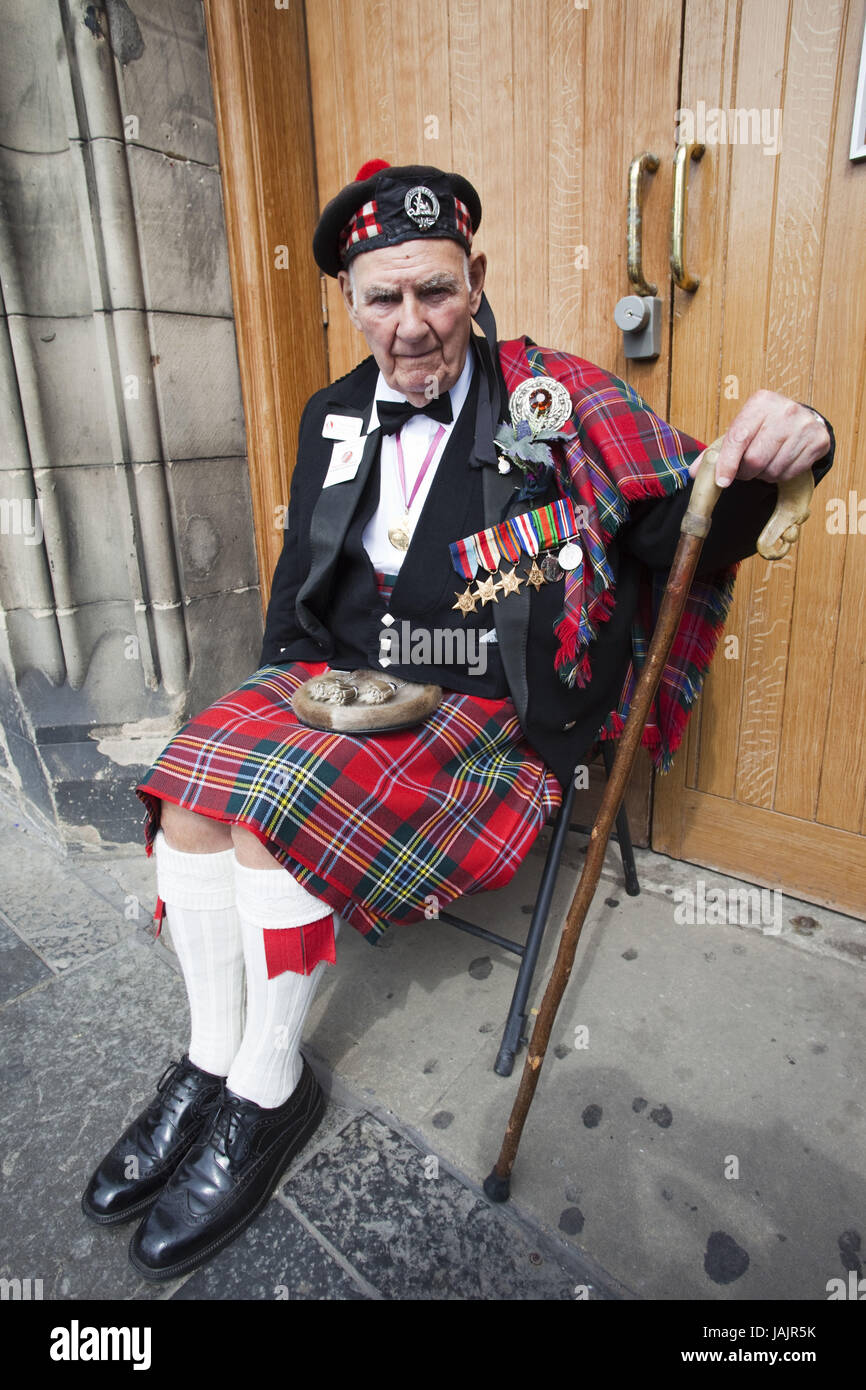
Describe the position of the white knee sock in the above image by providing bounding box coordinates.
[227,860,339,1108]
[154,829,244,1077]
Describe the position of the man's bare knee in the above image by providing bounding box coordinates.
[230,824,281,869]
[160,800,232,853]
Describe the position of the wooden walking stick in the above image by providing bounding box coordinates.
[483,439,814,1202]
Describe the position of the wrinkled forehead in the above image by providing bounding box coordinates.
[348,239,468,291]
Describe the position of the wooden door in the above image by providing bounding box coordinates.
[653,0,866,917]
[305,0,684,399]
[303,0,687,841]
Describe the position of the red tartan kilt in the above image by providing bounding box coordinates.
[136,661,562,943]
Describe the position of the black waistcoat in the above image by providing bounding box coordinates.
[322,371,510,697]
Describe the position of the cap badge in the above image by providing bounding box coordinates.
[404,186,440,229]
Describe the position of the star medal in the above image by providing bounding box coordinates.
[452,586,479,615]
[526,560,546,590]
[498,566,523,596]
[474,573,502,605]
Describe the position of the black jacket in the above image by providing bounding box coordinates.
[260,340,835,788]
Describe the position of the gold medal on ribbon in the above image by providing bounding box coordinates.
[388,513,411,551]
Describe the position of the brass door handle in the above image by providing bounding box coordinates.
[671,141,704,291]
[627,152,660,296]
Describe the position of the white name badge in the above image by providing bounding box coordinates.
[323,437,367,487]
[322,413,364,441]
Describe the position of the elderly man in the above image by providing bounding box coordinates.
[81,161,834,1281]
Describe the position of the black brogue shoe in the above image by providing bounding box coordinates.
[128,1058,325,1280]
[81,1055,225,1226]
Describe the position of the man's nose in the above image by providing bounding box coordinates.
[395,294,429,340]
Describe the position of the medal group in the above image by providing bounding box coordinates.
[450,497,584,615]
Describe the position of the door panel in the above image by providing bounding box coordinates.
[653,0,866,916]
[203,0,328,600]
[303,0,687,845]
[304,0,683,414]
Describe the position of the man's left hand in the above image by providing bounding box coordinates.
[687,390,831,487]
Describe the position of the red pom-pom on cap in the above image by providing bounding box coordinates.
[354,158,391,182]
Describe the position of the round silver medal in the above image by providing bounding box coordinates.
[541,552,562,582]
[557,542,583,570]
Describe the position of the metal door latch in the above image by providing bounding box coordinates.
[614,293,661,359]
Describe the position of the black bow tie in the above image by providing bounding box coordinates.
[376,394,453,435]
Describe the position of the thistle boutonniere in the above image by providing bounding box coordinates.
[494,420,570,499]
[494,376,575,500]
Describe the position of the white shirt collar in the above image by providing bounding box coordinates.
[367,348,475,432]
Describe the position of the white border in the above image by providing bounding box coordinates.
[851,14,866,160]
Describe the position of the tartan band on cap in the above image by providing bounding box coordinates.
[454,197,472,241]
[339,199,381,257]
[339,194,474,261]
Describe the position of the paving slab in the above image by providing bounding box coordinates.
[0,912,53,1002]
[0,818,127,972]
[283,1109,608,1301]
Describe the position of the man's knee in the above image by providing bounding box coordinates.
[230,823,281,869]
[160,800,232,853]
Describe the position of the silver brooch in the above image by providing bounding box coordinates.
[509,376,573,436]
[404,186,440,230]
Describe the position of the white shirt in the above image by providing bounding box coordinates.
[362,350,475,574]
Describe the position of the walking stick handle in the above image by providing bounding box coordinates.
[683,436,815,558]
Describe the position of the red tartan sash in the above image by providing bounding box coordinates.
[497,337,738,772]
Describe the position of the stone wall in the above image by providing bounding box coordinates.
[0,0,261,843]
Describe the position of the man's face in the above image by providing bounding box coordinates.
[338,240,487,405]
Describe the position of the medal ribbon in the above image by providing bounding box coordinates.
[451,501,580,578]
[534,504,557,550]
[512,511,540,556]
[476,527,501,572]
[554,497,577,537]
[498,519,522,563]
[449,534,480,581]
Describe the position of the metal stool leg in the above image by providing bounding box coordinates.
[601,741,640,896]
[494,777,577,1076]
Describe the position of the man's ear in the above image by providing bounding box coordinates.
[467,251,487,315]
[337,269,362,330]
